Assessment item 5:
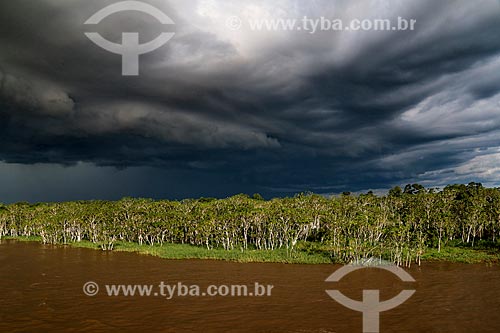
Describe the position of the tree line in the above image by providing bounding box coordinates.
[1,182,499,266]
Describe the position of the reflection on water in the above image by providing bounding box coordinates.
[0,240,499,332]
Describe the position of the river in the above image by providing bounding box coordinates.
[0,240,499,332]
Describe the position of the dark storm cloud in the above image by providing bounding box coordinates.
[1,0,500,202]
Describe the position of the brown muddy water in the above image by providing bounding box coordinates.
[0,240,499,333]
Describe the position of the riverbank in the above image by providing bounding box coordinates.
[2,236,331,264]
[3,236,499,265]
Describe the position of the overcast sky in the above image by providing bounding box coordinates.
[1,0,500,203]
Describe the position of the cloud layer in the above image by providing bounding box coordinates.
[1,0,500,201]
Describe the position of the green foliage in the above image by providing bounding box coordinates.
[252,193,265,201]
[2,184,500,266]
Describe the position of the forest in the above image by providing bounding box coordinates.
[1,182,499,266]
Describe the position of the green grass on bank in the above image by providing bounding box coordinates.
[1,236,332,264]
[3,236,500,264]
[422,246,500,264]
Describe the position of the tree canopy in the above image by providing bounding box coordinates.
[1,183,499,266]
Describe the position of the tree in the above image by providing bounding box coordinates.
[404,184,426,195]
[388,186,402,197]
[252,193,265,201]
